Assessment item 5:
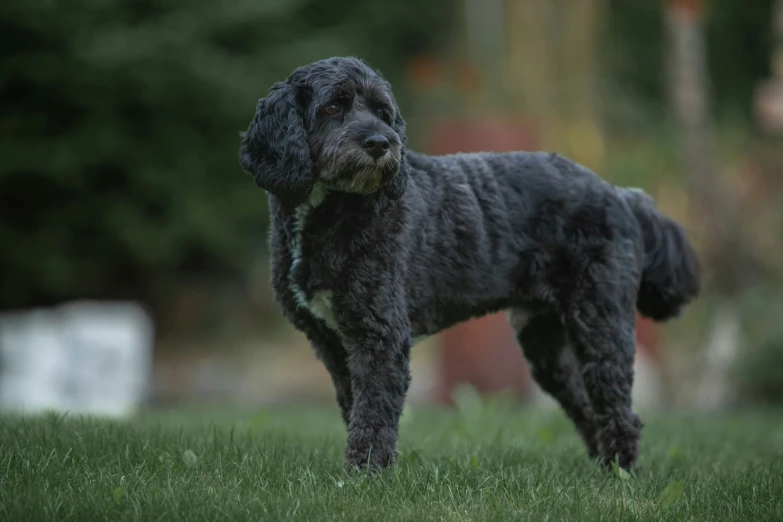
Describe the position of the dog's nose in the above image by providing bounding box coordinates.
[361,135,390,159]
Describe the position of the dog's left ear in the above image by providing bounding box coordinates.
[239,82,313,205]
[383,111,410,201]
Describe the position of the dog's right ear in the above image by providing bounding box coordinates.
[239,82,313,205]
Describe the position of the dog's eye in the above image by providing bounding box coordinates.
[375,108,390,122]
[323,103,340,116]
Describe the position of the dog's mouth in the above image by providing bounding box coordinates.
[318,147,400,195]
[330,165,397,195]
[349,169,385,194]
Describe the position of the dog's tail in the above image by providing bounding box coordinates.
[623,188,700,322]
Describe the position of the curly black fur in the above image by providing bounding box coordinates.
[239,57,700,472]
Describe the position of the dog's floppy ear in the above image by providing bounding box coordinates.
[383,111,409,201]
[239,82,313,205]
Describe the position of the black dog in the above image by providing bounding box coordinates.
[239,57,700,472]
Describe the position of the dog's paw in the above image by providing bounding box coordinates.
[594,411,642,471]
[345,426,398,473]
[345,447,396,474]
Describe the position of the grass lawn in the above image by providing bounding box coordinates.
[1,399,782,521]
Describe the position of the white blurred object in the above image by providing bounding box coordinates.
[0,301,154,417]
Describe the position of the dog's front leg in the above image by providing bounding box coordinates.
[309,336,353,427]
[341,314,411,472]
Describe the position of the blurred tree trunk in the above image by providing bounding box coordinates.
[665,0,744,408]
[666,0,758,293]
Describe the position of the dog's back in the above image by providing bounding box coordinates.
[401,150,699,335]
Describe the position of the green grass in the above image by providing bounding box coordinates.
[1,400,782,521]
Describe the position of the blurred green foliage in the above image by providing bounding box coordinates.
[732,284,783,404]
[0,0,451,310]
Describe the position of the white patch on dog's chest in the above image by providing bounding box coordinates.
[287,186,342,331]
[308,290,339,330]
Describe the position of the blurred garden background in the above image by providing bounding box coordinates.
[1,0,782,416]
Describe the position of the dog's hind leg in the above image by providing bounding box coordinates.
[563,288,642,471]
[512,310,600,459]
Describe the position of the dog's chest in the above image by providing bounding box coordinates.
[277,191,427,345]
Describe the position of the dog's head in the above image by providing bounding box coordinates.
[239,57,409,205]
